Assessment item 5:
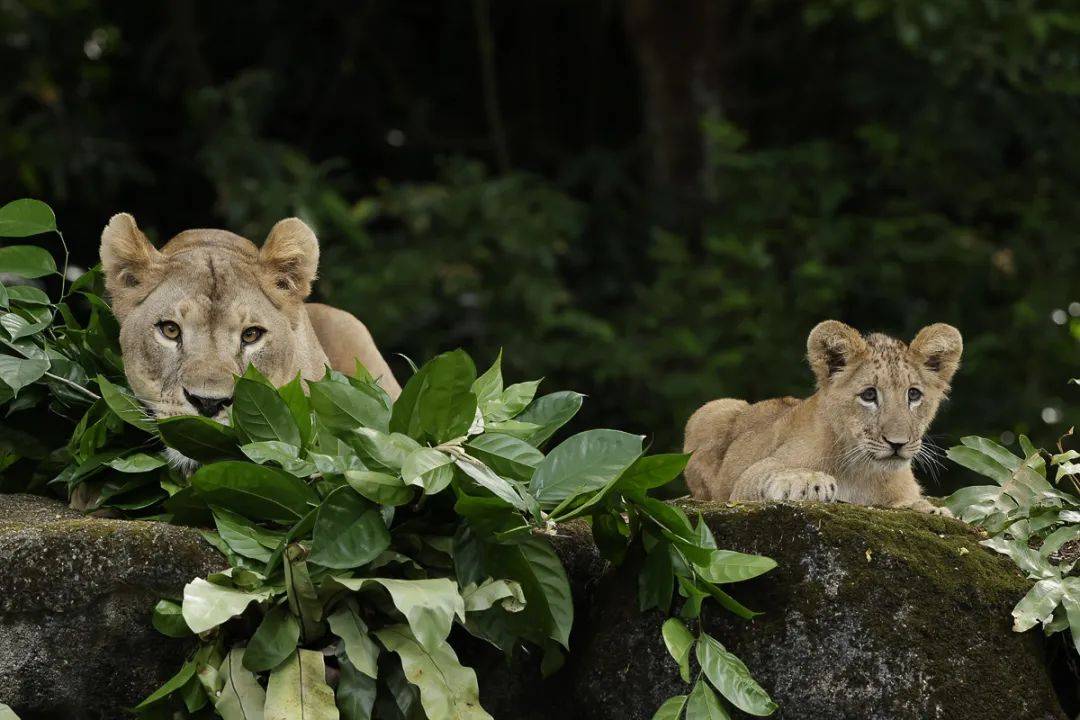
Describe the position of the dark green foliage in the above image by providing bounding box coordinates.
[2,2,1077,492]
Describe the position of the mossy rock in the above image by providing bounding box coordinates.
[0,494,225,720]
[571,501,1070,720]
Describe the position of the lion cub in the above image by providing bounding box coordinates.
[683,321,962,514]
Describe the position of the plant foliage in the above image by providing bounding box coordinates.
[946,426,1080,658]
[0,200,778,720]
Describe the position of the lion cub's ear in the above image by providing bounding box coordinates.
[100,213,162,319]
[807,320,868,386]
[260,218,319,303]
[909,323,963,385]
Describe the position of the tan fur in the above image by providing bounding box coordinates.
[684,321,962,514]
[100,213,402,429]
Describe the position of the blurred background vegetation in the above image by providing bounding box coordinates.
[2,0,1078,491]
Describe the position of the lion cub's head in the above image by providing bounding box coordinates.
[806,320,962,470]
[100,214,328,422]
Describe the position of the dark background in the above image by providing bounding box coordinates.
[2,0,1078,491]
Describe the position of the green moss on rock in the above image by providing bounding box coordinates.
[0,494,226,719]
[571,501,1068,720]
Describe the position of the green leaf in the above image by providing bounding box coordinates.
[483,536,573,649]
[309,486,391,569]
[465,433,544,481]
[685,680,729,720]
[327,600,380,678]
[619,454,692,492]
[95,375,156,432]
[485,380,542,422]
[402,447,455,493]
[652,695,689,720]
[530,429,643,506]
[1012,579,1064,632]
[264,650,338,720]
[0,245,55,278]
[471,351,503,412]
[639,542,675,612]
[5,285,50,306]
[960,436,1021,471]
[152,599,192,638]
[107,452,166,473]
[345,469,414,506]
[662,618,695,683]
[0,283,7,309]
[309,377,390,433]
[135,660,197,710]
[461,578,526,613]
[0,199,57,237]
[244,606,301,672]
[374,625,493,720]
[336,654,377,720]
[351,427,420,470]
[216,649,267,720]
[0,310,51,341]
[947,445,1012,484]
[694,550,777,584]
[182,578,272,634]
[1063,578,1080,655]
[213,507,285,562]
[454,456,529,510]
[0,356,49,396]
[241,441,316,476]
[193,461,317,524]
[158,416,242,463]
[279,373,313,448]
[332,577,465,651]
[233,377,302,446]
[418,350,478,442]
[284,546,324,641]
[696,633,776,716]
[514,391,584,446]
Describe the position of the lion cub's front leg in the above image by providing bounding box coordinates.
[731,457,838,503]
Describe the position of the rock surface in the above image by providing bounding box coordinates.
[0,494,1071,720]
[571,501,1071,720]
[0,494,225,720]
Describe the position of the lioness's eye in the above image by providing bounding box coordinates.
[908,387,923,403]
[157,321,181,341]
[241,326,266,345]
[858,387,878,403]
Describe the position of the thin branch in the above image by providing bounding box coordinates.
[472,0,511,172]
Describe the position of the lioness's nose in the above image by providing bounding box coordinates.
[183,389,233,418]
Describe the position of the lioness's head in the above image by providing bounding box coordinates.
[100,214,328,421]
[807,320,962,468]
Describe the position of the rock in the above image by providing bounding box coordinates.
[0,494,225,720]
[0,494,1071,720]
[571,501,1071,720]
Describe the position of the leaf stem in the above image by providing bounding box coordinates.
[45,371,101,401]
[56,229,70,299]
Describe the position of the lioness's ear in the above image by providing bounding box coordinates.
[260,218,319,302]
[100,213,162,319]
[807,320,868,386]
[910,323,963,385]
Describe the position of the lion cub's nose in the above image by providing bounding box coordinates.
[183,389,234,418]
[883,437,908,454]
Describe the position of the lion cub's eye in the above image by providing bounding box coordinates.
[908,387,923,403]
[157,321,181,341]
[858,387,878,404]
[241,326,266,345]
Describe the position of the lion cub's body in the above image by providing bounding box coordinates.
[684,321,963,514]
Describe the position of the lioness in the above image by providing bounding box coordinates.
[100,213,401,429]
[683,321,962,514]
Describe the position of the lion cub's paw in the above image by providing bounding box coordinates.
[899,498,954,516]
[764,471,837,503]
